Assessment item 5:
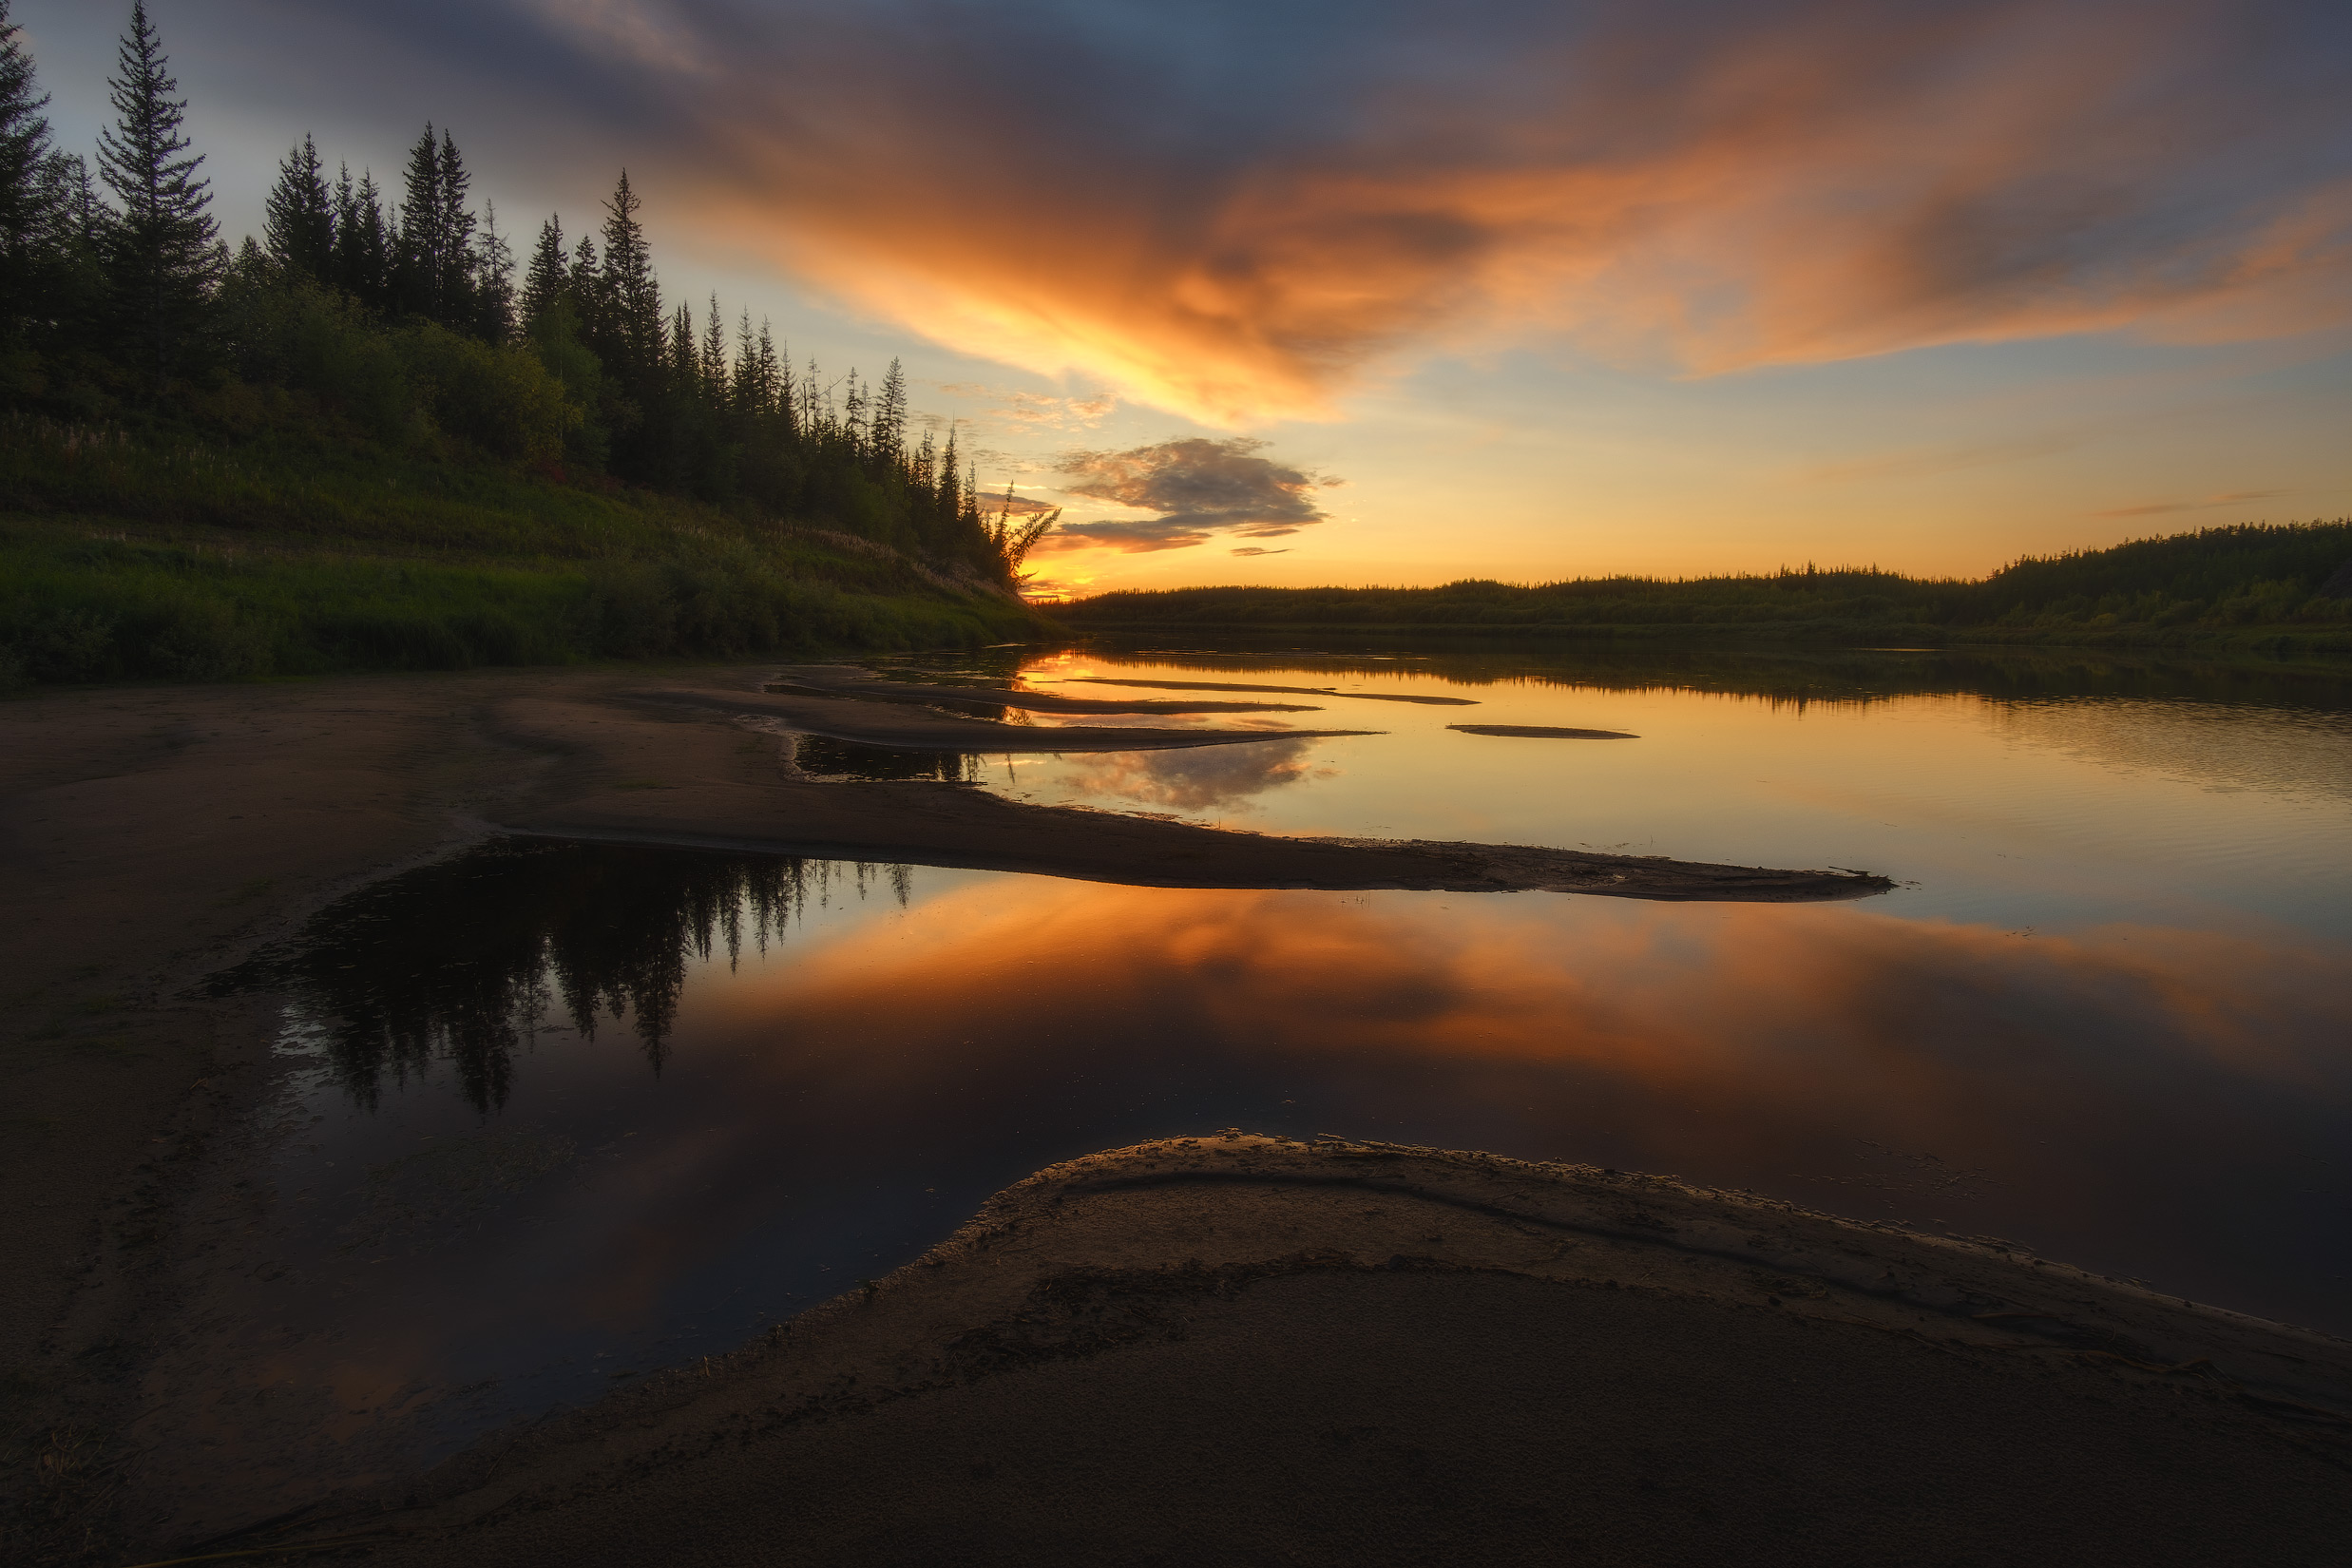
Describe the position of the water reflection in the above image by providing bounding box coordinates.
[1046,736,1330,813]
[792,733,987,784]
[217,842,909,1109]
[168,642,2352,1513]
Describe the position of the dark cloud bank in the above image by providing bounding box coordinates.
[1047,438,1338,554]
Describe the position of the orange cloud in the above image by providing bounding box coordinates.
[667,0,2352,421]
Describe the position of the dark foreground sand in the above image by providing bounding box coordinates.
[249,1138,2352,1566]
[14,662,2332,1562]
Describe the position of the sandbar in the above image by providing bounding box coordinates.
[1450,722,1640,739]
[1061,676,1481,706]
[767,664,1326,716]
[322,1137,2352,1566]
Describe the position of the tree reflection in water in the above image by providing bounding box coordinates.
[216,840,909,1112]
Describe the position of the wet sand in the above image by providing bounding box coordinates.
[258,1138,2352,1566]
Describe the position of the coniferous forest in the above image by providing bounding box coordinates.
[0,3,1049,685]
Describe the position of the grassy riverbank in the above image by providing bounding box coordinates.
[1061,521,2352,656]
[0,417,1042,685]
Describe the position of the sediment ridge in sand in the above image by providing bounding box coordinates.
[244,1137,2352,1567]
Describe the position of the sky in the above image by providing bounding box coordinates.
[14,0,2352,595]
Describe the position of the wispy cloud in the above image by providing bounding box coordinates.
[1044,438,1337,554]
[2091,488,2292,518]
[932,383,1118,432]
[1230,546,1291,556]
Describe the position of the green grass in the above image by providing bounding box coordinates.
[1061,522,2352,657]
[1,414,1044,684]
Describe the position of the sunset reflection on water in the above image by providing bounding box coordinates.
[182,648,2352,1484]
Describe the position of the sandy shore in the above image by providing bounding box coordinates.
[220,1137,2352,1565]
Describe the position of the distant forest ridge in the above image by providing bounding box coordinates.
[1062,521,2352,653]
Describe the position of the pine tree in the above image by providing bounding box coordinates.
[393,124,459,321]
[870,357,907,469]
[262,133,333,279]
[0,0,56,345]
[700,294,727,406]
[668,298,697,391]
[519,215,565,325]
[473,200,514,342]
[96,0,220,392]
[598,169,662,390]
[331,165,391,307]
[762,323,789,431]
[842,369,866,452]
[434,128,476,324]
[567,232,602,338]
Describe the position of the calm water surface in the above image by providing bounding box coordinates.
[194,645,2352,1483]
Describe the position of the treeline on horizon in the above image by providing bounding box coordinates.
[0,3,1049,684]
[1063,521,2352,654]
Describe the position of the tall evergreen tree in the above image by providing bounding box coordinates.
[870,357,907,469]
[762,322,789,430]
[597,169,662,390]
[96,0,220,391]
[331,164,391,307]
[473,199,513,342]
[0,0,56,346]
[262,133,334,279]
[519,215,565,325]
[700,293,727,405]
[393,124,442,319]
[841,368,866,452]
[668,298,697,391]
[433,128,476,321]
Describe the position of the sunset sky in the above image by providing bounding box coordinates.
[15,0,2351,595]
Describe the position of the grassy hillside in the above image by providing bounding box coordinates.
[1,415,1042,686]
[1061,522,2352,656]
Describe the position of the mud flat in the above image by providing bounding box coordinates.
[276,1137,2352,1567]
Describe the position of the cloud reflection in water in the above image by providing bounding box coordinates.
[177,848,2350,1511]
[1046,736,1332,813]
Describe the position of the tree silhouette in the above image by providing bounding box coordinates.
[520,214,566,325]
[263,133,334,279]
[96,0,219,392]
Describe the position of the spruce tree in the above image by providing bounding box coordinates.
[520,215,565,325]
[700,293,727,405]
[870,357,907,469]
[473,199,513,342]
[393,124,441,318]
[97,0,220,392]
[668,298,697,390]
[0,0,55,346]
[567,231,602,335]
[433,128,476,324]
[762,323,789,431]
[332,165,391,307]
[939,422,961,519]
[597,169,662,390]
[262,133,333,279]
